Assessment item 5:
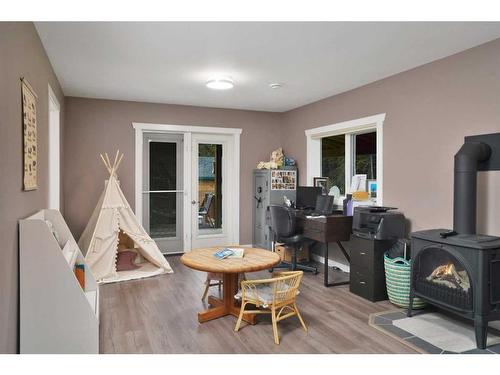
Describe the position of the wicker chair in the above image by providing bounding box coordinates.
[201,272,223,300]
[202,272,247,301]
[234,271,307,345]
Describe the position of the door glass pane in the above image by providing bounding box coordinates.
[198,144,222,230]
[150,141,177,238]
[321,135,345,195]
[150,141,176,190]
[354,132,377,180]
[149,192,177,238]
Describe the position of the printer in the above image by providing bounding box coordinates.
[352,206,405,240]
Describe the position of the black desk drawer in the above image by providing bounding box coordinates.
[350,268,375,301]
[302,228,324,243]
[350,247,374,268]
[302,217,324,230]
[350,266,387,302]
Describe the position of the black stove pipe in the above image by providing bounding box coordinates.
[453,141,491,234]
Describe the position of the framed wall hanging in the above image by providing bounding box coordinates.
[21,77,38,191]
[313,176,328,194]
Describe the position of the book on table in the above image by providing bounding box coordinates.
[214,247,245,259]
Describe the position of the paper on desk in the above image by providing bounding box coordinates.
[350,174,367,192]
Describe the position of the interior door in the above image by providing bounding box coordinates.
[143,133,184,253]
[191,133,233,249]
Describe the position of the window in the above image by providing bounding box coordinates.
[307,113,384,204]
[321,135,345,194]
[354,131,377,180]
[321,131,376,197]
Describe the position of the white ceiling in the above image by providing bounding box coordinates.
[35,22,500,112]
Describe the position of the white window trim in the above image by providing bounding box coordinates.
[132,122,242,251]
[48,84,61,210]
[305,113,385,205]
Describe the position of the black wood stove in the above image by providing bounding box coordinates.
[409,134,500,349]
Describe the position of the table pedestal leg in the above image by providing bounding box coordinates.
[198,273,257,324]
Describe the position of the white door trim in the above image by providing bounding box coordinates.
[48,84,61,210]
[305,113,385,205]
[133,122,241,251]
[133,122,243,135]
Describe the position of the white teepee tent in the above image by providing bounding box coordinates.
[78,151,173,283]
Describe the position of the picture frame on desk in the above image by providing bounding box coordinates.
[313,177,328,194]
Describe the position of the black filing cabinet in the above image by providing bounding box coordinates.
[349,235,396,301]
[349,206,406,301]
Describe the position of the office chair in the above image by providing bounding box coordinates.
[269,205,317,274]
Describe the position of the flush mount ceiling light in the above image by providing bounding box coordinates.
[206,76,234,90]
[269,83,284,89]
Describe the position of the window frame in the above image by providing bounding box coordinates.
[305,113,385,205]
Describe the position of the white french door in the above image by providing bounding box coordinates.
[142,133,184,253]
[190,133,235,249]
[134,124,241,253]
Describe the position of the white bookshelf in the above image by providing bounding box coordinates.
[20,209,99,354]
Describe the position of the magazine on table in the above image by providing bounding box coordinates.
[214,247,245,259]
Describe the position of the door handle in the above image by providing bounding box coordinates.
[191,200,197,205]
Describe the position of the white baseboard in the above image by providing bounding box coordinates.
[311,253,350,273]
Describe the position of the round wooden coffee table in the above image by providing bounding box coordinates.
[181,247,280,324]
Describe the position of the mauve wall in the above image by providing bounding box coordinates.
[0,22,65,353]
[64,38,500,268]
[63,97,282,244]
[283,38,500,238]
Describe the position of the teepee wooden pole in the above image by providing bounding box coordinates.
[100,154,112,174]
[114,153,124,173]
[113,150,120,170]
[105,153,112,171]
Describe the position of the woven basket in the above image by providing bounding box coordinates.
[384,253,426,309]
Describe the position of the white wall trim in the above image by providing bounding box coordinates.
[133,122,242,135]
[183,132,192,251]
[48,84,61,210]
[133,122,241,251]
[305,113,385,205]
[305,113,386,138]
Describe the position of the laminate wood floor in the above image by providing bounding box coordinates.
[99,256,418,354]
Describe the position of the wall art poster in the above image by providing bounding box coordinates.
[22,79,38,191]
[271,170,296,190]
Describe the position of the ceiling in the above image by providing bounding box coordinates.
[35,22,500,112]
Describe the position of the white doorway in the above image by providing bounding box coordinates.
[48,85,60,210]
[190,133,235,249]
[134,123,241,253]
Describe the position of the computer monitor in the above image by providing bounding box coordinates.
[315,195,334,215]
[296,186,322,209]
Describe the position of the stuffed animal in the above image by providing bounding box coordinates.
[257,147,284,169]
[270,147,284,168]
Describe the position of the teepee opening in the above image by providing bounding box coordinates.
[78,151,173,284]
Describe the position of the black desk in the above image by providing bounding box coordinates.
[295,212,353,287]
